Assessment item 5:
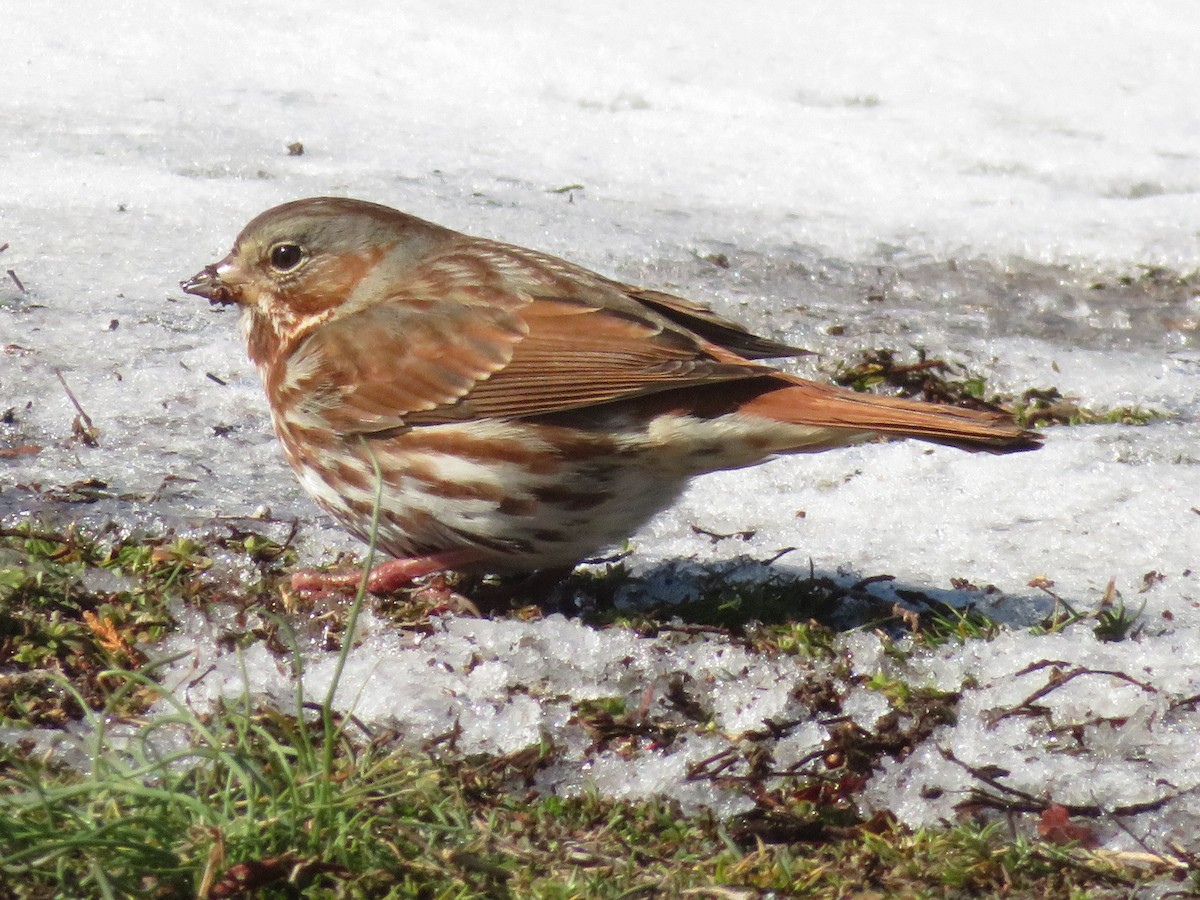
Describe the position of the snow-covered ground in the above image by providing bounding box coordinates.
[3,1,1199,858]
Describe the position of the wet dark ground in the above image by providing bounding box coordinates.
[636,246,1199,356]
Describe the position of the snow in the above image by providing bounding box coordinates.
[3,0,1199,860]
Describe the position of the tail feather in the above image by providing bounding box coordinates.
[741,376,1040,453]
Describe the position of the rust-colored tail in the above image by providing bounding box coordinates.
[741,375,1040,453]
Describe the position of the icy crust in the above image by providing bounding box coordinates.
[148,604,1200,850]
[860,628,1200,854]
[157,607,825,816]
[155,605,836,817]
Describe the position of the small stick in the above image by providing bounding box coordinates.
[6,269,25,292]
[54,368,99,441]
[0,242,9,254]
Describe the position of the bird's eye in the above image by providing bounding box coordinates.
[268,243,305,272]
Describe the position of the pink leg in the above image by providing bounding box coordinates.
[291,549,483,596]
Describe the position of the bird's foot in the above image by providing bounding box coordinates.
[291,550,481,597]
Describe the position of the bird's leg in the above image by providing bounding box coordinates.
[291,549,482,596]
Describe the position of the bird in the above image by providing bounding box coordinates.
[181,197,1038,594]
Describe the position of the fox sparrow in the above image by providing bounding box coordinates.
[182,198,1037,591]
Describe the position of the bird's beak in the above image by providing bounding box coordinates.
[181,258,240,306]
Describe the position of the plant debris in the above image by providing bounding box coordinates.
[830,348,1167,427]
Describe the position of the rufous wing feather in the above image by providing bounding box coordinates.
[289,251,777,430]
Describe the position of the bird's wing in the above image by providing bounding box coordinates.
[621,287,809,360]
[285,241,773,432]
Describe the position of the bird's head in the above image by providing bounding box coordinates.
[181,196,443,360]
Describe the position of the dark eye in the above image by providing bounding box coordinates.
[268,243,305,272]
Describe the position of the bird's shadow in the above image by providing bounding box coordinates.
[492,555,1063,637]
